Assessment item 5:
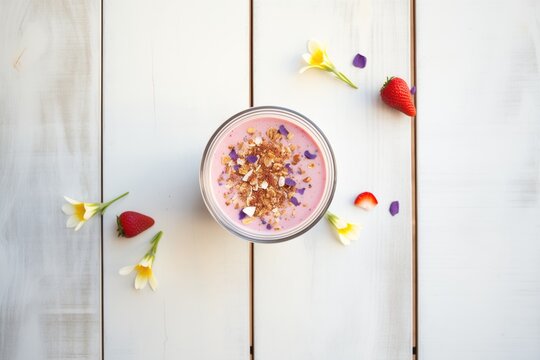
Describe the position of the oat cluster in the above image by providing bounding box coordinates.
[217,125,314,231]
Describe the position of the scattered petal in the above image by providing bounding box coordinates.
[389,201,400,216]
[290,197,300,206]
[304,150,317,159]
[266,224,272,230]
[278,125,289,136]
[296,188,306,195]
[246,155,258,164]
[285,163,293,174]
[233,164,240,172]
[352,53,367,68]
[354,192,378,210]
[410,86,416,95]
[229,148,238,161]
[238,211,247,220]
[284,178,296,187]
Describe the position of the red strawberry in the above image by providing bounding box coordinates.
[354,192,378,210]
[380,77,416,116]
[117,211,155,238]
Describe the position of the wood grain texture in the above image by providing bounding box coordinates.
[102,0,251,359]
[0,0,101,359]
[417,0,540,358]
[252,0,413,359]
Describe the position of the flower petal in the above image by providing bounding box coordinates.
[135,272,149,290]
[410,86,416,95]
[74,220,86,231]
[83,203,100,220]
[389,201,400,216]
[64,196,81,205]
[326,212,347,229]
[338,233,351,245]
[304,150,317,159]
[62,203,75,215]
[308,39,324,54]
[302,53,312,64]
[352,53,367,68]
[139,256,153,267]
[66,215,80,228]
[119,265,135,275]
[149,274,158,291]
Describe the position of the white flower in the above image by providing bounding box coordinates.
[119,256,158,291]
[300,39,358,89]
[119,231,162,291]
[62,192,128,231]
[326,212,361,245]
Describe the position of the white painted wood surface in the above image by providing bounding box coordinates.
[417,0,540,359]
[0,0,101,359]
[252,0,413,359]
[102,0,251,359]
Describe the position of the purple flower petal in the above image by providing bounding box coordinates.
[290,197,300,206]
[239,211,247,220]
[229,148,238,161]
[304,150,317,159]
[261,219,266,225]
[278,125,289,136]
[246,155,258,163]
[296,188,306,195]
[285,163,293,174]
[352,53,367,68]
[233,164,240,171]
[389,201,399,216]
[284,178,296,187]
[410,86,416,95]
[266,223,272,230]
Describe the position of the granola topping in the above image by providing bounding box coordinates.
[217,124,318,230]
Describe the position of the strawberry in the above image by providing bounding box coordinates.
[117,211,155,238]
[354,192,378,210]
[380,77,416,116]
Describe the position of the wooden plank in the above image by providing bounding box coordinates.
[417,0,540,358]
[0,0,101,359]
[102,1,251,359]
[252,0,413,358]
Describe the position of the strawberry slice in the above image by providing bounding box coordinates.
[354,192,378,210]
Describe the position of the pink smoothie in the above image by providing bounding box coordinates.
[210,116,327,234]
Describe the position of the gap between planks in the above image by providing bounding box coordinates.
[100,0,105,358]
[249,0,255,359]
[410,0,418,358]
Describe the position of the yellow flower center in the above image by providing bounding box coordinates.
[74,203,86,221]
[135,265,152,278]
[310,49,325,65]
[338,223,355,235]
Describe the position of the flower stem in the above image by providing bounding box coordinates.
[100,191,129,213]
[147,231,163,257]
[333,70,358,89]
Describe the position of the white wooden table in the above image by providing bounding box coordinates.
[1,0,539,359]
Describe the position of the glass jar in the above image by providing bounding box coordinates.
[200,106,336,243]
